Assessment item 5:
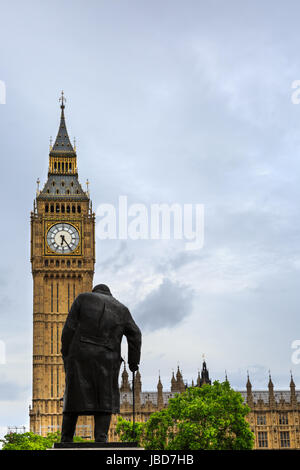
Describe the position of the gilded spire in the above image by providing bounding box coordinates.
[157,374,164,409]
[176,366,182,381]
[290,370,295,388]
[120,362,131,392]
[246,370,252,390]
[36,178,40,195]
[157,371,162,387]
[200,358,211,386]
[268,370,275,404]
[290,370,296,405]
[59,90,66,109]
[171,370,176,389]
[176,366,185,392]
[135,369,142,389]
[246,371,253,405]
[268,370,274,388]
[50,91,76,157]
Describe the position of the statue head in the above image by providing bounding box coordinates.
[92,284,112,295]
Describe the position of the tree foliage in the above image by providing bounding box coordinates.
[116,417,144,444]
[116,381,254,450]
[0,431,85,450]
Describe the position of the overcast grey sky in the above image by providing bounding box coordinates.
[1,0,300,431]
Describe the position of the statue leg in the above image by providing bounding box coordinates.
[94,413,111,442]
[61,413,78,442]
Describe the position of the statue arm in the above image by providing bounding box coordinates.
[61,297,80,358]
[124,308,142,371]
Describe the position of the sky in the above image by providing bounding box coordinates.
[1,0,300,432]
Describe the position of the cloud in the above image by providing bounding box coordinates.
[97,241,134,272]
[1,0,300,419]
[133,278,194,332]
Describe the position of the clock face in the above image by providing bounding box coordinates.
[46,223,80,254]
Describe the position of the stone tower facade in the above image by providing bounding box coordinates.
[241,372,300,449]
[29,94,95,436]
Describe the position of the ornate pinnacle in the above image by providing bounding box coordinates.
[59,90,66,109]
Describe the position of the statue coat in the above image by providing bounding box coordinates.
[61,289,141,414]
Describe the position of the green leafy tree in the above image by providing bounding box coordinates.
[116,417,144,444]
[1,432,59,450]
[1,431,86,450]
[144,381,254,450]
[116,381,254,450]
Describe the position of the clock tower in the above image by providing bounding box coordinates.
[29,93,95,436]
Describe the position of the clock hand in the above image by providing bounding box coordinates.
[65,240,72,250]
[60,235,65,246]
[62,236,72,250]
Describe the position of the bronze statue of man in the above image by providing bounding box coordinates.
[60,284,142,443]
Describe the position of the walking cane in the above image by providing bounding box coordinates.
[132,369,136,441]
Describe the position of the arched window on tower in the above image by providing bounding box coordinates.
[45,204,49,213]
[56,204,60,213]
[72,205,76,213]
[50,204,54,213]
[77,205,81,213]
[67,205,70,213]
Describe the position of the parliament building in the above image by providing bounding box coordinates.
[29,97,300,449]
[114,363,300,450]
